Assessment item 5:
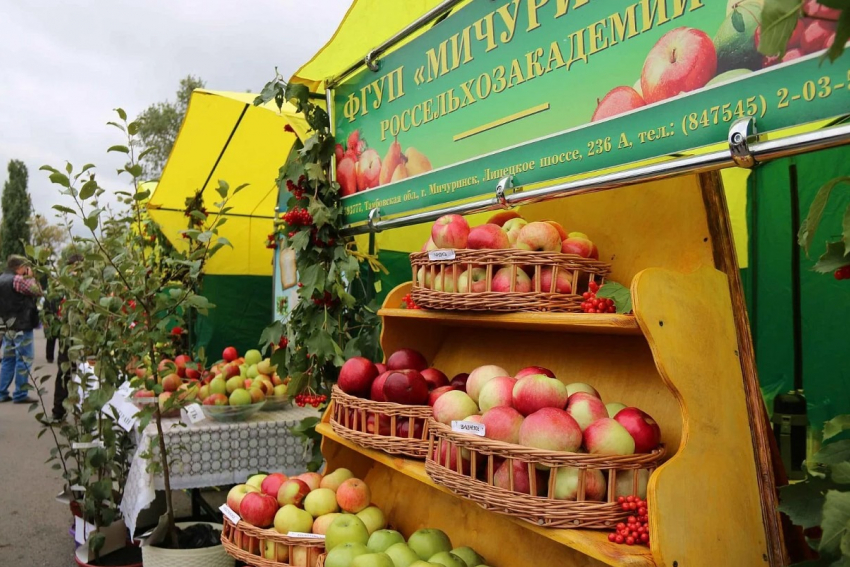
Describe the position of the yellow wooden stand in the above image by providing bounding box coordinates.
[318,173,784,566]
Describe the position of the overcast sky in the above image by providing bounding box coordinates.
[0,0,350,223]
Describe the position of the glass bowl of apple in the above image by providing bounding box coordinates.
[201,388,267,422]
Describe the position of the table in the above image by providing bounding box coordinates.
[121,405,321,536]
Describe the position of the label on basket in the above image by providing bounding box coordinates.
[451,420,486,436]
[287,532,326,540]
[428,249,456,261]
[219,504,240,525]
[183,403,205,425]
[72,441,106,450]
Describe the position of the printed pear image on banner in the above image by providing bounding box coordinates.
[380,137,432,185]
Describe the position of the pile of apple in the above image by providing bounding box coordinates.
[419,212,598,295]
[228,468,386,564]
[325,525,490,567]
[338,348,466,438]
[430,364,660,500]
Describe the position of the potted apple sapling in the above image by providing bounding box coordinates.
[41,108,240,566]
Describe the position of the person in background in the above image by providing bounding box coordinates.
[51,253,83,421]
[41,272,58,363]
[0,255,43,403]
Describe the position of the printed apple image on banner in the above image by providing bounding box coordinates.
[337,130,432,195]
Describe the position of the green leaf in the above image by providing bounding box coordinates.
[759,0,803,57]
[126,164,143,177]
[285,83,310,107]
[305,162,327,184]
[127,121,140,135]
[731,8,746,32]
[87,447,108,468]
[825,416,850,440]
[233,183,249,194]
[819,490,850,555]
[286,373,308,396]
[816,439,850,465]
[844,204,850,256]
[596,282,633,314]
[134,190,151,201]
[778,477,830,528]
[39,165,59,174]
[79,179,98,200]
[49,172,70,187]
[107,145,130,154]
[52,205,76,215]
[291,230,310,251]
[106,121,125,132]
[115,108,127,121]
[824,8,850,62]
[833,462,850,484]
[216,179,229,198]
[799,177,850,255]
[813,241,849,273]
[84,212,99,231]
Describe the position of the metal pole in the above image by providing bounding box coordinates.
[341,120,850,236]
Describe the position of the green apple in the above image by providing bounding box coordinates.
[273,504,313,534]
[325,542,370,567]
[239,364,248,378]
[386,543,421,567]
[304,487,339,517]
[229,388,252,406]
[410,562,441,567]
[450,547,485,567]
[257,358,276,375]
[263,540,289,561]
[428,552,467,567]
[325,514,370,551]
[320,468,355,491]
[273,384,287,397]
[247,364,260,379]
[198,384,210,400]
[352,553,394,567]
[209,376,227,396]
[226,375,245,394]
[408,529,452,560]
[244,349,263,366]
[246,473,267,490]
[357,505,386,534]
[367,529,405,553]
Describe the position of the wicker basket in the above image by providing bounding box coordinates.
[425,420,665,529]
[410,249,611,312]
[142,522,234,567]
[330,385,432,459]
[220,517,325,567]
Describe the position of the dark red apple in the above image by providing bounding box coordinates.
[375,363,387,374]
[382,369,429,405]
[338,156,357,196]
[386,348,428,372]
[370,371,391,402]
[515,366,556,380]
[428,385,457,406]
[223,363,240,379]
[614,407,661,453]
[641,27,717,104]
[450,373,470,392]
[185,367,201,381]
[591,86,646,122]
[396,418,424,439]
[420,368,449,390]
[222,346,238,362]
[174,354,191,378]
[338,356,379,397]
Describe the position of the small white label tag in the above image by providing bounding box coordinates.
[287,532,325,540]
[220,504,240,525]
[183,404,205,424]
[451,420,486,436]
[118,382,132,396]
[74,517,97,545]
[70,484,86,492]
[428,249,456,261]
[105,391,139,432]
[72,441,106,450]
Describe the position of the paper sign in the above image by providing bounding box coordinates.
[104,391,140,432]
[220,504,240,525]
[287,532,326,540]
[118,382,132,396]
[183,404,205,425]
[428,250,456,261]
[72,441,106,450]
[451,420,486,436]
[74,517,97,545]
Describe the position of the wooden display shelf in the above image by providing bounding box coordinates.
[378,305,642,335]
[318,422,655,567]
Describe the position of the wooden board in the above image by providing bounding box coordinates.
[633,266,769,567]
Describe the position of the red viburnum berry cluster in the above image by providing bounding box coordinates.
[283,207,313,226]
[400,293,421,310]
[311,228,335,248]
[608,496,649,546]
[294,393,327,408]
[278,336,288,349]
[286,175,307,200]
[312,291,336,307]
[581,281,616,314]
[835,265,850,280]
[265,233,278,250]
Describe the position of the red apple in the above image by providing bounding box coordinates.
[432,441,470,475]
[382,369,429,405]
[450,373,470,391]
[366,413,393,436]
[356,148,381,191]
[512,374,568,416]
[157,358,174,375]
[185,367,201,381]
[370,371,391,402]
[553,467,607,501]
[277,478,311,507]
[805,0,840,21]
[338,356,379,397]
[584,418,636,455]
[433,390,480,424]
[561,234,595,258]
[174,354,191,378]
[421,237,438,252]
[514,222,561,252]
[468,224,511,249]
[223,363,240,379]
[566,392,608,431]
[458,268,487,293]
[431,214,470,249]
[239,492,279,528]
[482,406,524,444]
[396,417,425,439]
[335,143,345,162]
[161,373,182,393]
[227,484,259,515]
[493,459,538,495]
[501,217,528,245]
[515,366,556,380]
[338,156,357,196]
[203,393,228,406]
[222,347,238,363]
[801,19,837,54]
[478,376,517,412]
[532,267,572,294]
[492,267,531,293]
[487,211,522,226]
[295,472,322,491]
[261,473,288,499]
[466,365,510,404]
[336,478,371,514]
[614,407,662,453]
[592,86,646,122]
[386,348,428,372]
[420,368,449,390]
[519,408,582,452]
[375,363,387,374]
[566,382,600,398]
[428,385,457,406]
[641,27,717,104]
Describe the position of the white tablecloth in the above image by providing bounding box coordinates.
[121,406,321,536]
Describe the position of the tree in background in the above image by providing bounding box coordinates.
[29,214,67,257]
[136,75,205,179]
[1,159,32,260]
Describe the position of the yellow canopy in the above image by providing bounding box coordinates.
[147,89,309,276]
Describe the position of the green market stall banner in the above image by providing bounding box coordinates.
[333,0,849,226]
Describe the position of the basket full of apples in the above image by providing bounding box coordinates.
[410,212,611,313]
[424,364,665,529]
[331,348,462,459]
[221,468,386,567]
